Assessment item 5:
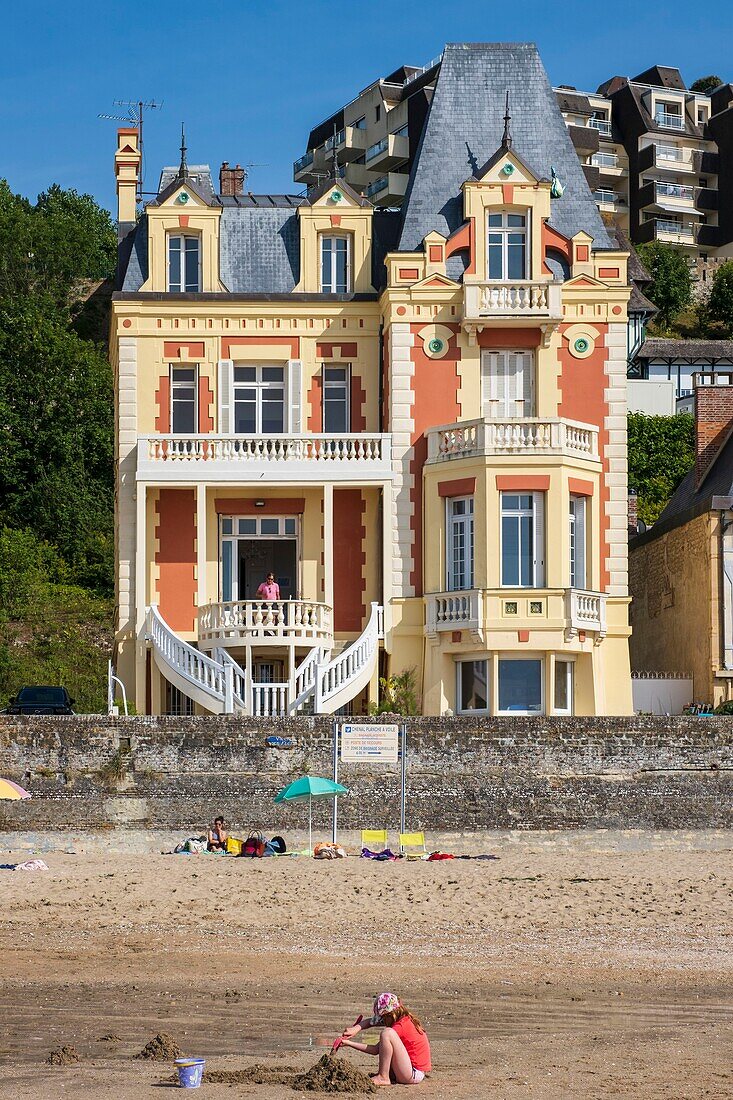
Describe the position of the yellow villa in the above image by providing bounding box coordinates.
[111,43,633,717]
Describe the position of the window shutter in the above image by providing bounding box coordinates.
[576,497,587,590]
[218,359,233,434]
[287,359,302,433]
[494,352,507,417]
[533,492,545,587]
[481,353,491,418]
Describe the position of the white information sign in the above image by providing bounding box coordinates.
[340,723,399,763]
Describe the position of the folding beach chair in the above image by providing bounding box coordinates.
[399,831,427,859]
[361,829,388,852]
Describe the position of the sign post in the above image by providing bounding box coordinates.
[332,722,405,845]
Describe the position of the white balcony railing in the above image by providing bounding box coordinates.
[137,433,393,483]
[656,182,695,201]
[567,589,607,638]
[588,117,612,135]
[425,591,482,639]
[198,599,333,648]
[464,281,563,322]
[426,418,599,463]
[655,111,685,130]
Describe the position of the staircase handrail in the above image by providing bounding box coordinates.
[147,605,227,703]
[316,603,383,707]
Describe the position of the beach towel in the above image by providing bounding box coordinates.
[14,859,48,871]
[427,852,455,861]
[361,847,399,861]
[313,842,346,859]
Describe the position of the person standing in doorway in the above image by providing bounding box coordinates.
[256,572,280,601]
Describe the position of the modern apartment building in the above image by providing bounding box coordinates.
[293,57,733,271]
[112,42,633,719]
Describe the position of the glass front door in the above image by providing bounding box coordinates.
[220,515,298,602]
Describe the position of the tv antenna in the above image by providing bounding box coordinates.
[98,99,163,199]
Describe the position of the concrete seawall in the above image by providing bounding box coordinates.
[1,715,732,832]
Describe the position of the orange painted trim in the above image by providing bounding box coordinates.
[178,215,190,228]
[423,276,451,287]
[117,127,139,136]
[445,218,475,275]
[438,477,476,498]
[496,475,550,491]
[568,477,594,497]
[214,498,305,515]
[576,244,590,262]
[330,214,341,227]
[399,267,420,280]
[164,340,205,359]
[517,630,530,643]
[429,245,443,263]
[501,184,514,204]
[570,276,596,287]
[542,221,572,275]
[155,489,196,632]
[598,266,620,279]
[333,489,366,632]
[351,373,367,432]
[307,371,323,433]
[317,342,357,358]
[155,375,170,434]
[478,328,541,349]
[198,376,214,433]
[222,336,299,358]
[451,630,462,643]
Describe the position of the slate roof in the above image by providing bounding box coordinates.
[398,43,614,252]
[638,338,733,361]
[644,428,733,540]
[120,214,149,292]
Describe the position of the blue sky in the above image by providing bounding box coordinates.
[1,0,730,214]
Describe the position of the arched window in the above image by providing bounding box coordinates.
[168,234,201,292]
[487,211,527,281]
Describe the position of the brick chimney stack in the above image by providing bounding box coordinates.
[219,162,245,196]
[695,376,733,487]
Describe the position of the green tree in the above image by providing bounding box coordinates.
[636,242,693,330]
[369,669,420,716]
[628,413,695,525]
[690,75,723,94]
[707,261,733,337]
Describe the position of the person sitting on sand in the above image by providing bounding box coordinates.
[339,991,431,1086]
[207,816,228,852]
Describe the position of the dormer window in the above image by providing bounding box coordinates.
[321,235,351,294]
[168,233,200,292]
[487,212,527,281]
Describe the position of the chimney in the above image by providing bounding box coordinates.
[694,374,733,487]
[628,489,638,537]
[219,161,245,196]
[115,128,141,233]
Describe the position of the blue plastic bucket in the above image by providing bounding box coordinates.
[175,1058,205,1088]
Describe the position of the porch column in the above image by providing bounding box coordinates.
[381,481,392,645]
[134,484,148,714]
[196,484,207,615]
[323,482,334,611]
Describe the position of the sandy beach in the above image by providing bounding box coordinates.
[1,829,732,1098]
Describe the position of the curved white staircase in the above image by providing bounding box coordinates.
[145,602,383,716]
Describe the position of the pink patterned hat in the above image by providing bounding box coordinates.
[373,992,401,1019]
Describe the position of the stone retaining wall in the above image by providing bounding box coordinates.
[1,715,732,832]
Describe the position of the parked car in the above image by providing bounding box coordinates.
[5,686,75,715]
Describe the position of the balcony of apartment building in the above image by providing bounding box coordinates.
[324,125,369,165]
[425,587,607,646]
[637,214,698,248]
[364,131,410,172]
[638,143,719,178]
[365,172,408,205]
[567,122,600,157]
[137,432,393,484]
[593,188,627,216]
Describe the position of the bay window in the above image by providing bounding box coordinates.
[487,211,527,280]
[501,493,545,587]
[168,234,200,292]
[446,496,474,592]
[321,236,351,293]
[498,658,543,714]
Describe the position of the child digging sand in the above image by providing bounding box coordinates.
[339,992,431,1086]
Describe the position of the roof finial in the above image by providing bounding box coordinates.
[178,123,189,180]
[501,91,512,150]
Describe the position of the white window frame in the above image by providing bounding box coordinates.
[219,514,299,603]
[481,350,535,418]
[496,656,544,715]
[455,658,490,715]
[446,496,474,592]
[170,364,198,434]
[320,235,351,294]
[232,364,286,434]
[486,210,529,281]
[167,233,201,293]
[569,494,587,589]
[322,363,351,433]
[553,657,574,716]
[500,492,545,588]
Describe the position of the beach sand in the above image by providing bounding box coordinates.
[1,830,732,1098]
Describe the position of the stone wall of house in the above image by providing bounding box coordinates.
[2,715,732,833]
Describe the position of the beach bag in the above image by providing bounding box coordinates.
[241,832,266,858]
[314,842,346,860]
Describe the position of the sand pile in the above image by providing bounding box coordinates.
[292,1054,377,1093]
[46,1046,80,1066]
[134,1033,182,1061]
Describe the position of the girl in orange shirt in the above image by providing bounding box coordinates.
[339,991,431,1086]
